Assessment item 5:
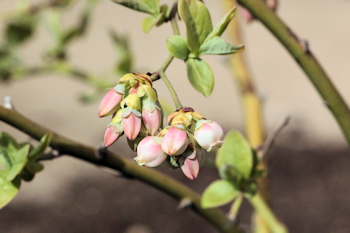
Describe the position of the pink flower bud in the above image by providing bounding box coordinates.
[194,120,224,152]
[122,109,142,140]
[142,108,161,136]
[181,157,199,180]
[241,7,254,23]
[98,85,124,117]
[161,125,188,156]
[135,136,167,167]
[104,124,121,147]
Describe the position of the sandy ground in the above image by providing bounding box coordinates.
[0,0,350,232]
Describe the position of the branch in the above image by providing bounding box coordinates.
[222,1,269,232]
[237,0,350,146]
[0,106,244,233]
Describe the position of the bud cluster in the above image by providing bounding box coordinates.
[99,75,225,180]
[135,107,224,180]
[98,73,163,146]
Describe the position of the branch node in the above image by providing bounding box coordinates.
[38,149,61,161]
[150,71,160,82]
[176,198,192,210]
[95,145,108,161]
[4,96,15,109]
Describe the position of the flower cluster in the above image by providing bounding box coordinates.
[99,75,225,180]
[99,73,163,146]
[135,107,224,180]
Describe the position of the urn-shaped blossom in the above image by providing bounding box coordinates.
[161,125,188,156]
[194,120,224,152]
[104,109,124,147]
[121,94,142,140]
[98,84,125,117]
[138,85,163,136]
[181,156,199,180]
[135,136,167,167]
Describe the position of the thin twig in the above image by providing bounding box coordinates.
[0,106,244,233]
[259,116,291,162]
[237,0,350,147]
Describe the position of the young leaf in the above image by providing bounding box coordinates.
[186,58,214,97]
[178,0,213,55]
[6,144,30,181]
[0,148,11,169]
[219,164,243,187]
[0,132,20,149]
[28,133,52,161]
[20,168,35,182]
[46,10,64,44]
[25,161,44,174]
[201,179,238,208]
[141,13,163,33]
[109,30,133,74]
[5,20,36,46]
[216,130,253,180]
[199,36,244,56]
[204,6,237,43]
[0,170,21,209]
[166,35,190,60]
[112,0,160,15]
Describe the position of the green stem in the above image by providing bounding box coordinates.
[248,193,287,233]
[237,0,350,146]
[0,106,243,233]
[171,16,180,36]
[228,193,243,221]
[12,62,112,90]
[155,10,183,109]
[158,56,183,109]
[222,1,269,232]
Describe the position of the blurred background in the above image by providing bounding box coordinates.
[0,0,350,232]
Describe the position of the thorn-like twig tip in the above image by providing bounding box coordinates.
[176,198,192,210]
[95,145,108,160]
[4,96,15,109]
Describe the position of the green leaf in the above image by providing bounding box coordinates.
[5,20,35,46]
[6,144,29,181]
[216,130,253,179]
[0,132,20,149]
[186,58,214,97]
[199,36,244,56]
[109,30,133,74]
[201,179,238,208]
[46,10,64,44]
[0,170,20,209]
[241,180,257,197]
[142,14,161,33]
[25,161,44,174]
[166,35,190,60]
[178,0,213,55]
[28,133,52,161]
[0,148,11,169]
[204,6,237,43]
[219,164,243,187]
[20,168,35,182]
[156,4,170,26]
[112,0,160,15]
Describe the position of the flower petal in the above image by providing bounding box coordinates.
[135,136,167,167]
[161,126,188,156]
[104,126,120,147]
[181,157,199,180]
[123,112,141,140]
[98,89,123,117]
[142,108,161,136]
